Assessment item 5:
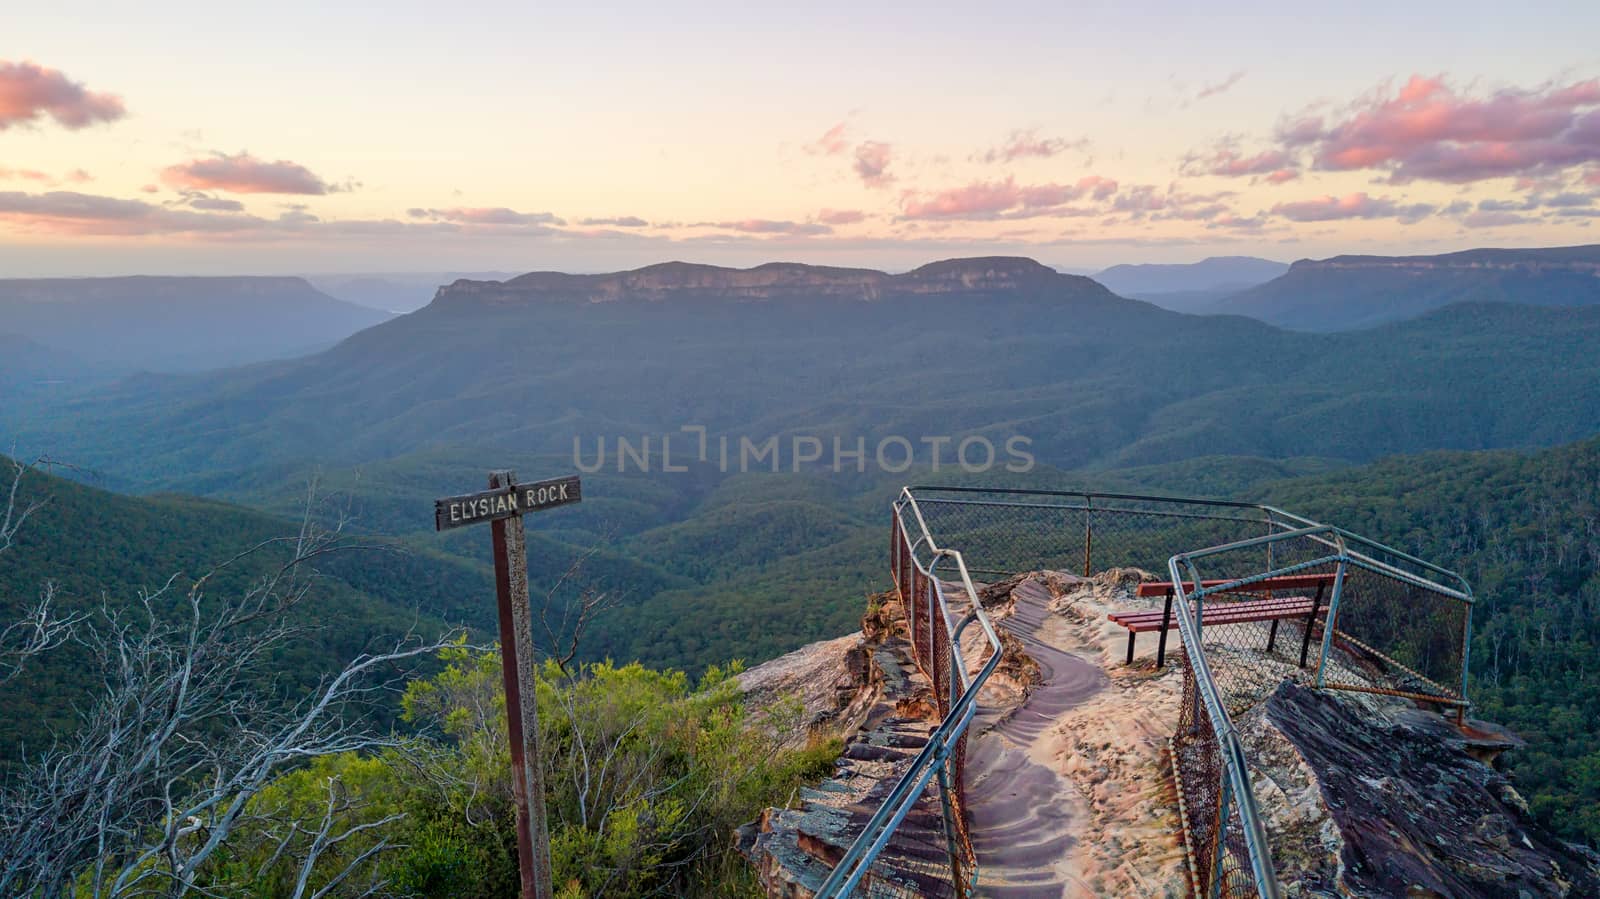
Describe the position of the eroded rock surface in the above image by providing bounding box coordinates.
[738,593,999,897]
[1266,682,1600,898]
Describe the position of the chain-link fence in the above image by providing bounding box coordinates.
[813,488,1471,899]
[813,494,1002,897]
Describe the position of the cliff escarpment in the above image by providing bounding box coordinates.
[429,257,1109,307]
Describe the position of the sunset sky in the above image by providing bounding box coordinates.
[5,1,1600,276]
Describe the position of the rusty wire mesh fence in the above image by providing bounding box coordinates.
[908,488,1296,577]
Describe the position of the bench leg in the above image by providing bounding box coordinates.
[1126,630,1137,666]
[1156,593,1174,668]
[1299,584,1325,668]
[1267,618,1280,654]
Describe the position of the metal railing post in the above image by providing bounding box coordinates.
[936,756,964,891]
[1459,602,1473,724]
[1210,774,1231,899]
[1315,544,1349,689]
[1083,496,1093,576]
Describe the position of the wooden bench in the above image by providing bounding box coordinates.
[1108,573,1336,668]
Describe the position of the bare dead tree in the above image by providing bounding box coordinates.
[537,537,622,676]
[0,455,79,686]
[0,479,463,899]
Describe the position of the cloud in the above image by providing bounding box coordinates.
[0,60,125,131]
[1185,145,1296,178]
[0,189,270,236]
[578,215,648,227]
[162,152,337,195]
[0,167,95,186]
[1207,212,1269,232]
[807,121,850,156]
[900,175,1120,220]
[1462,210,1534,228]
[854,141,894,188]
[411,207,565,226]
[186,195,246,212]
[1298,74,1600,183]
[1270,191,1435,222]
[1264,168,1300,184]
[816,208,866,225]
[694,219,832,236]
[1193,70,1246,103]
[977,130,1088,163]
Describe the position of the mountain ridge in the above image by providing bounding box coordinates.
[432,256,1102,307]
[1092,255,1287,298]
[0,275,394,373]
[1215,243,1600,331]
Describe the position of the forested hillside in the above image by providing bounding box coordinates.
[1257,438,1600,845]
[0,458,479,759]
[7,260,1600,496]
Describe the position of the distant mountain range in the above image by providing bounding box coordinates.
[0,276,393,373]
[1091,256,1288,311]
[9,255,1600,496]
[307,271,518,314]
[0,332,81,385]
[1214,245,1600,331]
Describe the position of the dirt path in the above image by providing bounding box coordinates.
[965,578,1108,898]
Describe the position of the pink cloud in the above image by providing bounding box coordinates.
[0,167,96,186]
[1264,168,1300,184]
[1305,74,1600,182]
[696,219,832,235]
[578,215,648,227]
[977,129,1088,163]
[1187,146,1295,178]
[162,152,336,195]
[410,207,565,227]
[0,189,264,236]
[0,60,125,131]
[807,122,850,156]
[854,141,894,188]
[1270,191,1435,222]
[900,175,1119,220]
[1462,210,1534,228]
[816,208,866,225]
[186,195,245,212]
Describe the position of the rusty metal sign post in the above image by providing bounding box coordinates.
[435,471,582,899]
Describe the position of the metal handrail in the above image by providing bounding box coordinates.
[818,486,1473,899]
[1168,528,1350,899]
[813,489,1003,896]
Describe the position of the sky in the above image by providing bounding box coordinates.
[4,0,1600,276]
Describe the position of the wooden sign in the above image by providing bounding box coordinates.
[433,470,581,899]
[435,475,581,532]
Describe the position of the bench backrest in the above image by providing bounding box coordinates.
[1135,572,1337,598]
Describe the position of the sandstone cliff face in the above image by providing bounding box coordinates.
[734,593,966,897]
[429,257,1107,307]
[739,572,1600,898]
